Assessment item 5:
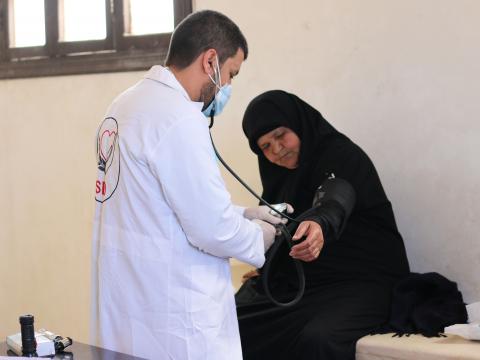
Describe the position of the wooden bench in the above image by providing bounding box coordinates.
[356,333,480,360]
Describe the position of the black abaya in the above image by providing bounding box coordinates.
[237,90,409,360]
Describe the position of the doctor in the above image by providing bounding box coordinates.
[91,9,281,360]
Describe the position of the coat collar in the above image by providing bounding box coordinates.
[144,65,204,111]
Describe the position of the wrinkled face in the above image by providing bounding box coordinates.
[257,126,301,169]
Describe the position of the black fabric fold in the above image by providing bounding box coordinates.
[372,272,468,337]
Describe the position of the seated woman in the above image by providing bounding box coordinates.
[236,90,410,360]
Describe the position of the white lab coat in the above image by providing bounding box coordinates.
[91,66,265,360]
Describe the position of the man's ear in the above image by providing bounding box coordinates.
[202,49,217,75]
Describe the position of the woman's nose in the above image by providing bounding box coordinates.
[272,141,282,154]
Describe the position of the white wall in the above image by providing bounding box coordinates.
[1,0,479,344]
[204,0,480,303]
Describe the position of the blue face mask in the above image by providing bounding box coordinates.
[202,55,232,117]
[202,84,232,117]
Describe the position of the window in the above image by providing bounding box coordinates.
[0,0,192,79]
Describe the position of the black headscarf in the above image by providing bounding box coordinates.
[242,90,347,214]
[242,90,409,285]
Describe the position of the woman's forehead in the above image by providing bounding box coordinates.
[257,126,290,143]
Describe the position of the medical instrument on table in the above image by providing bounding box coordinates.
[40,329,73,353]
[7,315,73,357]
[19,314,37,357]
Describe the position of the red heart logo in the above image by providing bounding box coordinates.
[100,130,117,164]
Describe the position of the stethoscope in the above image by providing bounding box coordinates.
[208,112,306,310]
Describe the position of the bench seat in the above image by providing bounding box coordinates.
[356,333,480,360]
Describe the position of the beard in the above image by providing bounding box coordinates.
[200,80,217,111]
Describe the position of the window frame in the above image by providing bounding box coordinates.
[0,0,192,79]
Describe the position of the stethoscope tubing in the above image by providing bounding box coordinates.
[209,116,305,311]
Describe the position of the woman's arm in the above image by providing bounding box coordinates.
[289,177,356,262]
[301,177,356,243]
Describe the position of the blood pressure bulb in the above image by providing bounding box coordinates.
[19,314,38,357]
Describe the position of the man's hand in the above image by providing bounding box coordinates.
[252,219,276,252]
[244,204,294,225]
[289,221,324,262]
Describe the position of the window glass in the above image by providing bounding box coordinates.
[60,0,107,42]
[126,0,174,36]
[1,0,192,79]
[10,0,46,47]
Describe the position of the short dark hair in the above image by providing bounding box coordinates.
[165,10,248,69]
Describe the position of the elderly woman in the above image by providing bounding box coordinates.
[236,90,409,360]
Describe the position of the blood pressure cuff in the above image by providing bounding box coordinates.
[298,177,356,244]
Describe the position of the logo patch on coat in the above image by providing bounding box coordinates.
[95,117,120,202]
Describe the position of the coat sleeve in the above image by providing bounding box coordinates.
[147,116,265,268]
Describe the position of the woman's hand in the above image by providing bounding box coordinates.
[242,269,259,283]
[289,221,324,262]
